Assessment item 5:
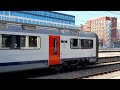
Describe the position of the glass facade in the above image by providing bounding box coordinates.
[0,11,75,25]
[0,11,78,29]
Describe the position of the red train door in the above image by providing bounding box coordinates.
[49,35,60,65]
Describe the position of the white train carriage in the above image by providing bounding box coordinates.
[0,21,98,73]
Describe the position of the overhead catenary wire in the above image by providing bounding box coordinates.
[106,11,120,16]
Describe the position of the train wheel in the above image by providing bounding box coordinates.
[54,65,62,71]
[76,64,81,68]
[79,60,86,68]
[76,61,82,68]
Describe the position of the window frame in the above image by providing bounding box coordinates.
[70,38,94,49]
[81,39,93,49]
[0,34,41,50]
[70,38,81,49]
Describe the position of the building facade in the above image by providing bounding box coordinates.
[0,11,78,29]
[83,16,117,48]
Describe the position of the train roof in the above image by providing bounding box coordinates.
[37,28,97,38]
[0,21,97,38]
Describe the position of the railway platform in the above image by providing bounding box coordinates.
[86,70,120,79]
[111,75,120,79]
[89,52,120,79]
[99,48,120,52]
[99,52,120,58]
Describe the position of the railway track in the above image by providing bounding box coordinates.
[77,69,120,79]
[31,61,120,79]
[1,56,120,79]
[74,62,120,79]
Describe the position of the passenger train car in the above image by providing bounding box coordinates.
[0,21,98,73]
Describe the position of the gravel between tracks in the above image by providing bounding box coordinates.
[1,56,120,79]
[98,57,120,63]
[32,62,120,79]
[84,70,120,79]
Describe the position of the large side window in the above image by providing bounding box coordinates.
[2,35,21,49]
[70,39,80,49]
[0,34,40,49]
[29,36,37,47]
[2,34,11,48]
[11,35,20,49]
[20,36,26,47]
[81,39,93,49]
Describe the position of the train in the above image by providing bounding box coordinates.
[0,21,99,73]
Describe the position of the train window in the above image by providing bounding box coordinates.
[2,34,11,48]
[2,35,20,49]
[20,36,26,47]
[0,34,40,49]
[61,40,67,43]
[29,36,37,47]
[10,35,20,49]
[70,39,80,49]
[54,38,57,54]
[81,39,93,49]
[73,39,78,46]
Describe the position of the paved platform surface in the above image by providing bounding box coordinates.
[86,71,120,79]
[110,75,120,79]
[99,52,120,79]
[99,52,120,58]
[99,49,120,52]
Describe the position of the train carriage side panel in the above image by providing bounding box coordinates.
[0,22,99,73]
[0,31,49,73]
[60,34,97,63]
[83,38,97,62]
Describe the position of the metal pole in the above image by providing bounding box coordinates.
[90,20,91,31]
